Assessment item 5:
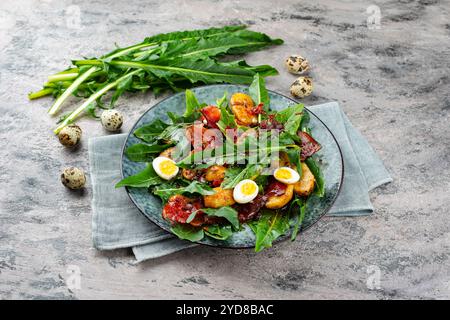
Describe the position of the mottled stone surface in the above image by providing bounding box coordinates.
[1,0,449,300]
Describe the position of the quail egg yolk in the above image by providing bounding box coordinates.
[152,156,179,180]
[233,179,259,204]
[241,181,257,196]
[273,166,300,184]
[159,159,177,176]
[274,168,292,180]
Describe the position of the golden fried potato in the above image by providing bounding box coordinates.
[265,184,294,209]
[204,165,226,182]
[279,152,292,167]
[159,147,176,159]
[231,104,258,126]
[230,92,254,107]
[230,93,257,126]
[270,152,294,170]
[203,187,235,208]
[294,163,315,196]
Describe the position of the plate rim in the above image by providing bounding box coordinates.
[120,84,344,249]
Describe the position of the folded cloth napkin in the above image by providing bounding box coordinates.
[88,102,392,262]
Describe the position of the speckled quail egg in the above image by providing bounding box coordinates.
[61,167,86,189]
[233,179,259,204]
[58,124,82,147]
[152,156,179,180]
[274,167,300,185]
[101,109,123,132]
[285,55,310,74]
[290,77,313,98]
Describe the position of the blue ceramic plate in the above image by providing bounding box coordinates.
[121,84,343,248]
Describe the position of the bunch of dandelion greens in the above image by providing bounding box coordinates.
[28,25,283,134]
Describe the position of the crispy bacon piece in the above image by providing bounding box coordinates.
[202,129,223,150]
[209,179,221,187]
[200,106,221,129]
[265,180,287,197]
[236,194,266,223]
[162,195,226,227]
[186,121,222,152]
[235,179,288,223]
[298,131,322,161]
[259,114,284,131]
[185,123,206,152]
[251,103,265,115]
[162,195,204,226]
[182,168,198,180]
[204,165,226,187]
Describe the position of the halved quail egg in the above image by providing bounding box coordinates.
[274,167,300,185]
[233,179,259,204]
[152,156,179,180]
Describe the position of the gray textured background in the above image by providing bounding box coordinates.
[1,0,449,299]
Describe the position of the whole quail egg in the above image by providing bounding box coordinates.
[61,167,86,190]
[290,77,313,98]
[285,55,310,74]
[58,124,82,147]
[101,110,123,132]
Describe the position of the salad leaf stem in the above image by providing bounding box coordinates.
[53,69,140,133]
[28,88,54,100]
[47,72,80,83]
[32,26,283,131]
[48,66,99,115]
[249,73,270,123]
[250,210,290,252]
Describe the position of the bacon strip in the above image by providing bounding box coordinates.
[236,179,288,223]
[251,103,265,115]
[162,195,204,226]
[236,194,266,223]
[259,114,284,130]
[299,131,321,160]
[264,180,287,197]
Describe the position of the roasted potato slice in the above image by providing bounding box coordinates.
[277,152,292,167]
[231,104,258,126]
[159,146,176,159]
[265,184,294,209]
[203,187,235,208]
[204,165,226,183]
[230,92,254,107]
[270,151,296,174]
[230,93,257,126]
[294,162,315,196]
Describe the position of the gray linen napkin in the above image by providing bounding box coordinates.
[88,102,392,262]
